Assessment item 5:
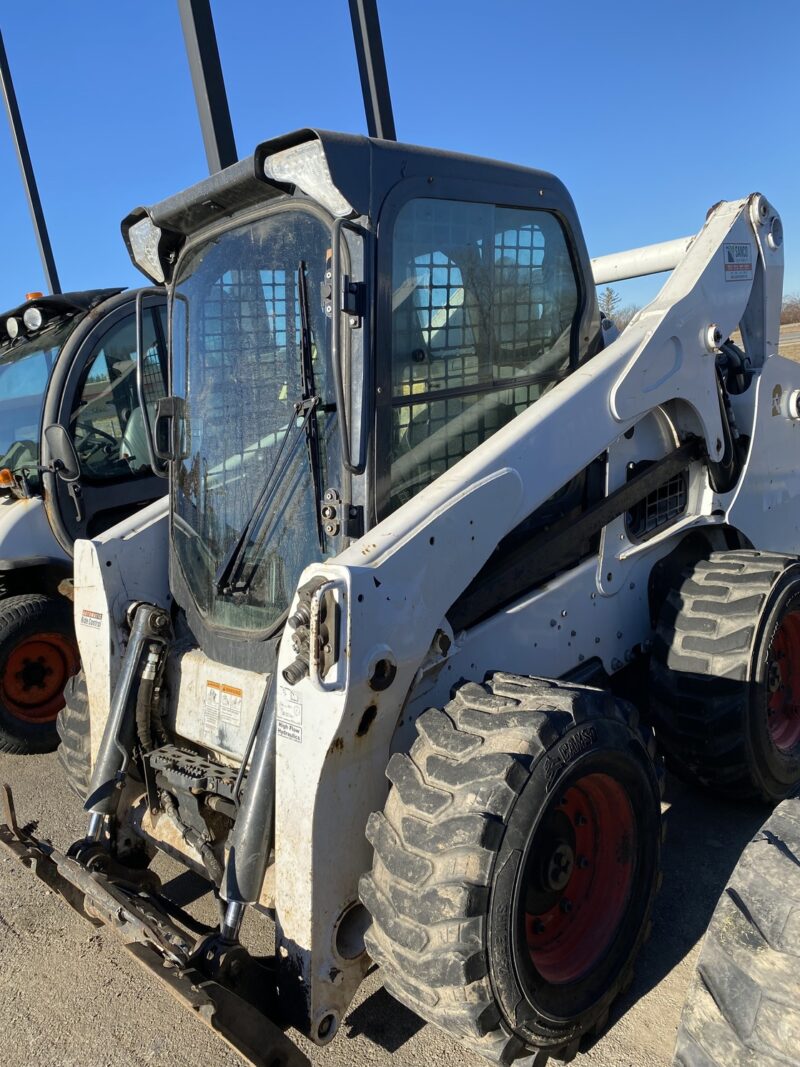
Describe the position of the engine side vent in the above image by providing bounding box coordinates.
[625,464,688,542]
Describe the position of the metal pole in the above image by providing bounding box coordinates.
[592,236,695,285]
[0,29,61,294]
[348,0,396,141]
[177,0,237,173]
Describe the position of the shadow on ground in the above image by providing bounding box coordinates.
[583,772,767,1049]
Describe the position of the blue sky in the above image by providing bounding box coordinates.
[0,0,797,312]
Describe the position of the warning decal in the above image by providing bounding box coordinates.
[203,680,243,734]
[724,242,753,282]
[80,609,103,629]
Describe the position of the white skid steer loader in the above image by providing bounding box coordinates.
[0,287,167,754]
[2,130,798,1066]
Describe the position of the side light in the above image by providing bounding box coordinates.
[263,140,353,218]
[23,307,43,331]
[25,291,43,301]
[128,215,166,283]
[0,468,15,489]
[5,316,19,340]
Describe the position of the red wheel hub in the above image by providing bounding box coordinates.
[766,612,800,754]
[0,632,79,724]
[524,772,636,984]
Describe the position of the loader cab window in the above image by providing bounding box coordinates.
[170,206,337,634]
[0,321,72,483]
[387,198,581,512]
[70,310,167,480]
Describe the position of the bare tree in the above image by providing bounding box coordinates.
[615,305,640,331]
[782,293,800,325]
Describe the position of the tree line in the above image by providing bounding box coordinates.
[599,286,800,331]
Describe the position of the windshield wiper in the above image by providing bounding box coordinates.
[214,262,325,596]
[297,261,325,553]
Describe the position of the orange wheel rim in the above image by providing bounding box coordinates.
[0,632,79,724]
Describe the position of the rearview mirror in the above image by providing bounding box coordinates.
[43,424,81,482]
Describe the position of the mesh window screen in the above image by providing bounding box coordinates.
[389,198,579,510]
[141,309,167,407]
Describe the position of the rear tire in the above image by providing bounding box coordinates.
[650,550,800,801]
[674,795,800,1066]
[57,670,92,800]
[0,594,79,754]
[360,673,664,1064]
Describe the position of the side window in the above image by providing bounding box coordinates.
[70,309,167,480]
[389,198,580,511]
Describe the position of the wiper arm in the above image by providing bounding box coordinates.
[297,261,325,553]
[214,398,318,596]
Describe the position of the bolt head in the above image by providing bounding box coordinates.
[705,324,723,352]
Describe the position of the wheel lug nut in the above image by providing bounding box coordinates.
[560,899,573,914]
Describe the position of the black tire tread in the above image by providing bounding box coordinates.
[674,796,800,1066]
[650,550,800,798]
[57,670,91,800]
[360,673,663,1064]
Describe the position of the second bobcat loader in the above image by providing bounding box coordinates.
[2,130,798,1065]
[0,286,167,753]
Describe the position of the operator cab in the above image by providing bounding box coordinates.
[123,130,601,666]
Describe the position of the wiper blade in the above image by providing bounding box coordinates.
[297,261,325,553]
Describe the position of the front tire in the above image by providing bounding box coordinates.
[0,594,79,754]
[360,674,663,1063]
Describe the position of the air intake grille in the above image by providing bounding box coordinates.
[626,468,688,541]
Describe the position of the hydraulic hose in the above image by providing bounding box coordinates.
[135,643,168,753]
[160,790,225,887]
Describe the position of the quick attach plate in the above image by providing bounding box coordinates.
[0,785,308,1067]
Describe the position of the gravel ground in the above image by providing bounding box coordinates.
[0,750,767,1067]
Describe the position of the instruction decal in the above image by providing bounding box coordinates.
[203,680,243,736]
[80,609,103,629]
[724,242,753,282]
[277,685,303,743]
